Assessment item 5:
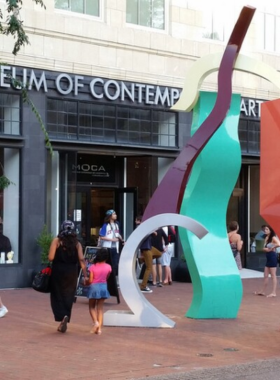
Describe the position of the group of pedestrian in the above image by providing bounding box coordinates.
[151,226,176,287]
[46,211,177,333]
[3,212,280,328]
[229,219,280,297]
[227,221,280,297]
[41,210,168,333]
[42,217,280,335]
[136,215,176,293]
[47,219,112,335]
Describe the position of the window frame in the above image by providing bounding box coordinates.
[46,98,178,149]
[54,0,104,20]
[125,0,168,33]
[202,9,225,42]
[255,10,280,53]
[0,93,21,136]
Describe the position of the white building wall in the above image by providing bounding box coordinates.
[0,0,279,100]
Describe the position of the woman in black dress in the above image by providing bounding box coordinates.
[48,220,88,333]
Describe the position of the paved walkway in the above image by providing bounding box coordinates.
[1,273,280,380]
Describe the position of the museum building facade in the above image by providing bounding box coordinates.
[0,1,278,287]
[0,63,265,287]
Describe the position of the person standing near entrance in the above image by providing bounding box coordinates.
[99,210,123,276]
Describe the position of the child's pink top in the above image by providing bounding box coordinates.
[88,262,111,284]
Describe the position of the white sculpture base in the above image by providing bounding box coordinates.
[104,310,175,328]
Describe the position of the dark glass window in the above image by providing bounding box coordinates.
[239,119,260,155]
[47,99,178,148]
[47,99,78,140]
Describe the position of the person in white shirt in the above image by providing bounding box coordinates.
[99,210,123,276]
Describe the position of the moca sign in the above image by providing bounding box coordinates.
[0,66,181,107]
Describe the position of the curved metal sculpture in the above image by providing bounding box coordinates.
[103,214,207,328]
[173,53,280,112]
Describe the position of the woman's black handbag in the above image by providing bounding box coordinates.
[32,265,52,293]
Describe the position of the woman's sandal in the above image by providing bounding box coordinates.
[90,322,99,334]
[267,294,276,298]
[57,316,68,333]
[95,329,102,335]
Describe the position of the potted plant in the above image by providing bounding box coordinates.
[36,224,54,264]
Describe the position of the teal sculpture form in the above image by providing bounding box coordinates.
[179,91,242,318]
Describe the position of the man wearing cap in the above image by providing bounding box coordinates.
[99,210,123,276]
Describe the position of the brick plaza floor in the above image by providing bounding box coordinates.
[1,273,280,380]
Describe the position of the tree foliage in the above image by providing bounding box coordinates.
[1,0,46,55]
[0,1,52,155]
[36,224,54,264]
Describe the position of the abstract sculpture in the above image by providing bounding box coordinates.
[104,6,259,327]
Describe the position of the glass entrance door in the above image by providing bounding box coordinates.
[115,187,138,240]
[72,187,137,248]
